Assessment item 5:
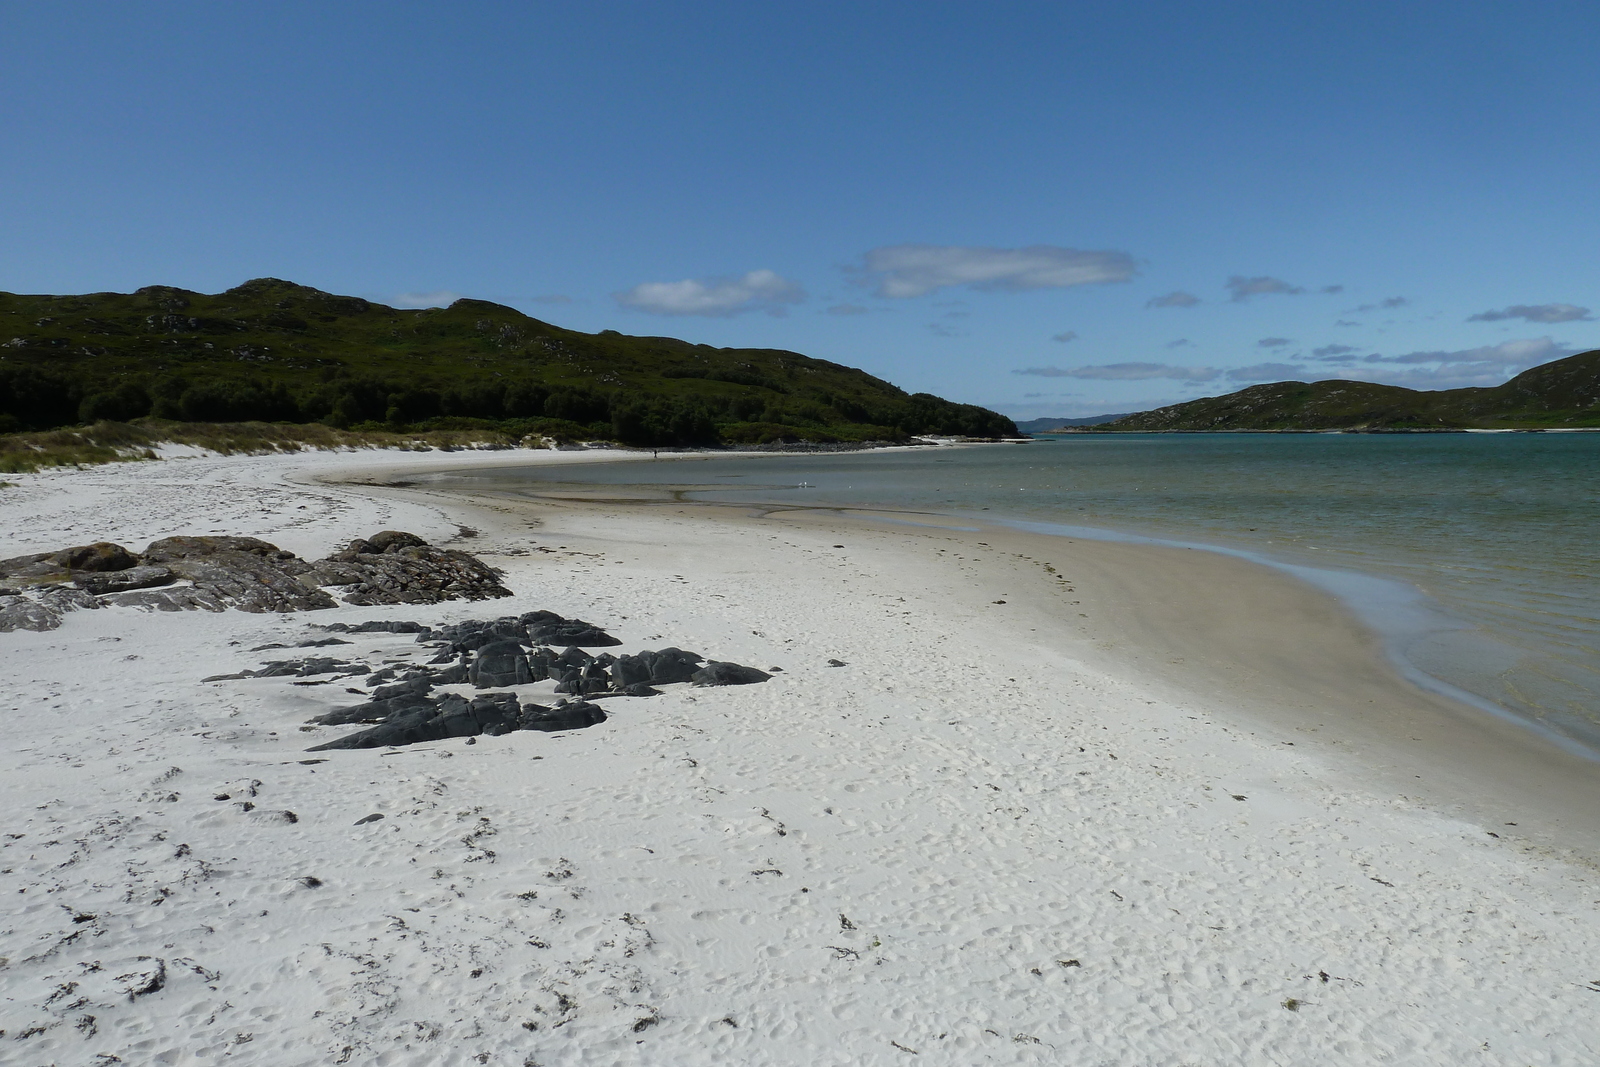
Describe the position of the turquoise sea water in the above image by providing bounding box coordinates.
[427,434,1600,752]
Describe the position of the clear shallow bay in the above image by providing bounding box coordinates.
[429,434,1600,752]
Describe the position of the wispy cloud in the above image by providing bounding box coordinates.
[1014,362,1219,382]
[1166,338,1192,348]
[1051,331,1079,343]
[825,303,870,316]
[1367,337,1575,367]
[1337,337,1578,389]
[1257,337,1292,348]
[392,290,464,308]
[1226,275,1304,302]
[616,269,805,317]
[1467,303,1592,323]
[1321,285,1345,294]
[1313,343,1357,358]
[858,244,1137,298]
[1350,296,1407,312]
[1147,290,1200,308]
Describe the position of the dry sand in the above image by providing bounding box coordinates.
[1,445,1598,1066]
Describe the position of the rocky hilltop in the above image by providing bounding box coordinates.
[0,278,1016,445]
[1096,349,1600,431]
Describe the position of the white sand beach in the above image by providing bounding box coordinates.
[2,446,1598,1066]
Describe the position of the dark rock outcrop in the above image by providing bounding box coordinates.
[307,693,605,750]
[140,536,338,613]
[691,661,772,686]
[469,639,532,689]
[640,648,705,685]
[73,565,175,595]
[0,541,139,584]
[524,617,622,648]
[309,531,511,606]
[0,531,511,631]
[323,620,432,634]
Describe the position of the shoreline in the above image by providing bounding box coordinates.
[393,450,1600,848]
[4,445,1600,1063]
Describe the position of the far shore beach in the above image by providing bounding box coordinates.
[2,444,1598,1065]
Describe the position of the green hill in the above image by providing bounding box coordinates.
[0,278,1016,445]
[1096,350,1600,431]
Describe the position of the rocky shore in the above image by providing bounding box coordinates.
[0,528,513,631]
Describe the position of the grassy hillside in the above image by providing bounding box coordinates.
[1096,350,1600,431]
[0,278,1016,445]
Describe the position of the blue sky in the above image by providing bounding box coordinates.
[4,2,1598,418]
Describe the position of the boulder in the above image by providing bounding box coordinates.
[0,552,60,580]
[141,535,337,613]
[527,646,560,681]
[52,542,138,572]
[254,657,360,679]
[308,703,450,750]
[524,617,621,648]
[469,693,522,734]
[306,693,607,749]
[365,530,429,553]
[518,700,607,732]
[310,692,434,726]
[428,659,471,685]
[323,620,431,634]
[691,661,772,686]
[610,653,652,688]
[0,593,63,633]
[102,585,230,612]
[469,639,531,689]
[310,533,511,606]
[643,647,704,685]
[438,693,480,737]
[73,565,175,596]
[0,542,137,583]
[372,675,433,701]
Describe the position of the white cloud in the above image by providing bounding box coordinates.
[1147,290,1200,308]
[392,290,464,308]
[826,303,870,316]
[1467,303,1592,323]
[858,244,1137,298]
[1014,362,1219,382]
[1225,275,1304,301]
[1051,331,1079,343]
[1227,362,1308,381]
[1257,337,1292,348]
[616,269,805,317]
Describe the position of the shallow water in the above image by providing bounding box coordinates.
[428,434,1600,751]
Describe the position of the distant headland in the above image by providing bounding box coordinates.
[0,278,1017,446]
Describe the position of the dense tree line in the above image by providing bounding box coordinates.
[0,365,1016,445]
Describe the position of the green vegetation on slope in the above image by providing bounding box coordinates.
[1095,350,1600,431]
[0,278,1017,445]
